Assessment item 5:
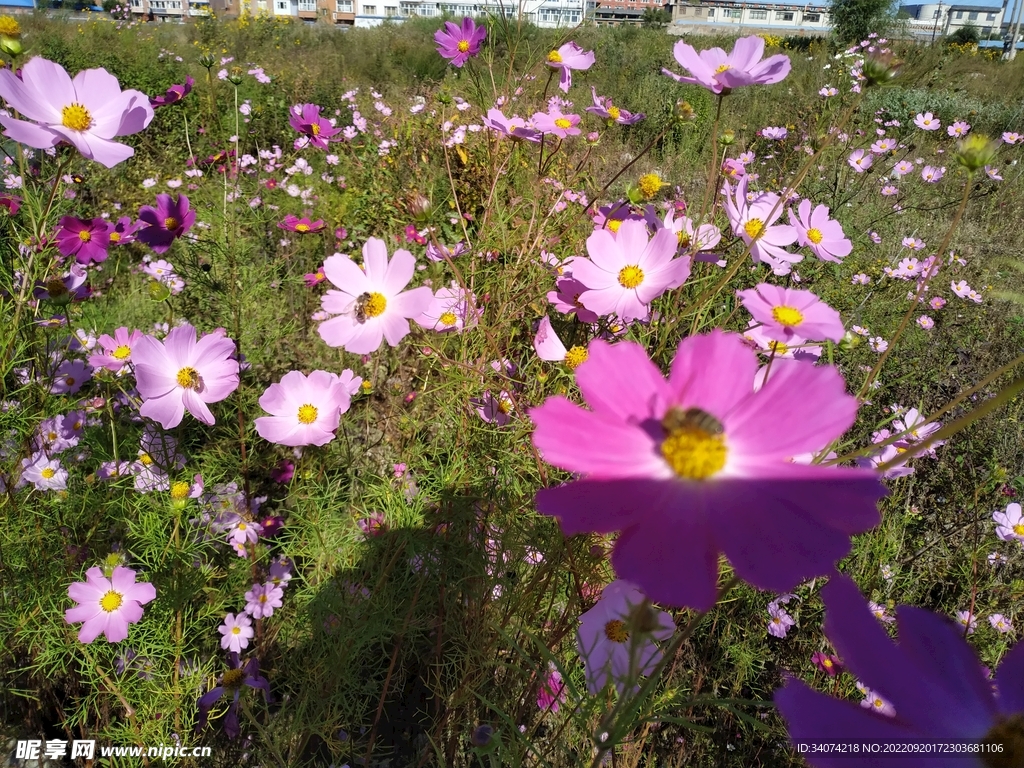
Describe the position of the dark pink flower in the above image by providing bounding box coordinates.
[434,17,486,68]
[0,194,20,214]
[278,214,325,233]
[289,103,339,150]
[136,194,195,254]
[107,215,140,246]
[55,216,111,265]
[585,87,645,125]
[663,36,791,94]
[150,75,195,108]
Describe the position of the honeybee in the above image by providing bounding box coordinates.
[661,406,724,435]
[351,292,372,323]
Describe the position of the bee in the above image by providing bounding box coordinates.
[71,173,86,185]
[661,406,724,435]
[351,292,372,323]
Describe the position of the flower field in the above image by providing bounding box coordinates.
[3,11,1024,767]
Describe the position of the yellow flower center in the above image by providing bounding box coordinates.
[259,594,268,603]
[65,377,76,386]
[1014,523,1024,536]
[660,407,727,480]
[439,311,457,327]
[618,265,644,289]
[99,590,124,612]
[110,232,121,243]
[311,122,321,136]
[768,340,789,356]
[806,228,823,244]
[222,668,246,688]
[112,345,131,360]
[297,404,318,424]
[139,452,153,466]
[61,103,93,132]
[41,467,56,479]
[497,397,512,414]
[714,64,732,74]
[231,625,242,635]
[606,219,622,233]
[744,218,765,240]
[78,230,92,243]
[170,481,190,499]
[564,346,588,370]
[547,50,562,63]
[608,106,621,120]
[0,15,22,36]
[457,40,470,52]
[164,217,179,230]
[771,305,804,327]
[176,366,200,389]
[677,231,691,248]
[295,223,310,232]
[637,173,664,199]
[603,619,629,643]
[822,658,834,669]
[363,292,387,318]
[554,118,572,130]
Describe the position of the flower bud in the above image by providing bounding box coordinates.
[861,53,901,87]
[407,191,431,222]
[955,134,999,173]
[674,100,696,123]
[838,330,861,351]
[198,53,216,69]
[148,279,171,302]
[0,36,22,56]
[719,129,736,146]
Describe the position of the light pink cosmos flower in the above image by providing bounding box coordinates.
[892,160,914,176]
[218,612,254,653]
[529,331,885,609]
[914,112,940,131]
[860,687,896,717]
[921,165,945,182]
[471,390,514,426]
[947,121,970,138]
[645,206,721,256]
[545,41,595,94]
[955,610,977,635]
[951,280,972,298]
[20,452,68,491]
[917,315,934,330]
[533,316,590,370]
[415,283,480,333]
[662,35,790,95]
[481,108,541,143]
[65,566,156,643]
[788,199,851,263]
[848,149,873,172]
[244,582,284,619]
[990,614,1013,634]
[133,323,240,429]
[89,327,144,373]
[0,57,154,168]
[531,106,581,139]
[993,502,1024,544]
[577,579,675,695]
[254,370,351,447]
[317,239,434,355]
[1002,132,1022,145]
[742,320,821,362]
[570,218,688,323]
[737,284,845,343]
[723,177,799,273]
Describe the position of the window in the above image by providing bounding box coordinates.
[955,10,963,18]
[298,0,315,10]
[804,12,819,21]
[968,10,978,19]
[384,4,396,12]
[724,7,740,17]
[932,9,939,17]
[749,8,766,18]
[987,12,996,20]
[363,3,375,10]
[776,10,793,19]
[276,1,287,9]
[706,6,713,14]
[337,0,352,8]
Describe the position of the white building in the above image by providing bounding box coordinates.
[670,0,830,34]
[355,0,582,27]
[899,1,1003,38]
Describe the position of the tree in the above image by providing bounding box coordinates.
[828,0,897,43]
[948,22,981,45]
[641,7,671,27]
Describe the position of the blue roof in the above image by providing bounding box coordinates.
[0,0,35,7]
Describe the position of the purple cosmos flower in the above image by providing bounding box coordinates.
[150,75,195,108]
[723,176,799,273]
[547,276,600,323]
[132,322,240,429]
[577,579,675,695]
[288,103,339,150]
[921,165,945,182]
[663,35,790,94]
[107,216,140,246]
[848,149,873,172]
[768,603,796,638]
[761,126,788,140]
[585,87,645,125]
[278,214,325,233]
[990,614,1013,634]
[529,331,885,610]
[88,327,144,373]
[424,240,469,262]
[914,112,940,131]
[244,582,284,619]
[775,573,1024,766]
[254,370,351,447]
[136,194,195,254]
[531,106,582,139]
[34,265,90,304]
[55,216,111,265]
[811,652,843,676]
[0,57,154,168]
[788,199,852,263]
[482,107,542,142]
[196,652,270,739]
[434,17,486,68]
[737,284,845,343]
[50,359,91,394]
[218,612,254,654]
[20,452,68,491]
[65,566,156,643]
[545,41,596,94]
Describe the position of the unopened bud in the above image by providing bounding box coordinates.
[198,53,216,69]
[148,279,171,302]
[407,191,431,221]
[861,53,901,87]
[674,100,696,122]
[955,134,999,173]
[719,129,736,146]
[838,330,861,351]
[0,36,22,56]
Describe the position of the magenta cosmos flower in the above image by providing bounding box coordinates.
[775,573,1024,767]
[254,370,352,447]
[545,41,596,94]
[788,199,851,263]
[318,239,434,355]
[136,194,195,254]
[132,323,240,429]
[55,216,111,265]
[585,87,645,125]
[434,17,486,67]
[737,284,845,343]
[532,106,582,139]
[570,219,690,323]
[482,107,541,142]
[529,331,885,610]
[0,57,154,168]
[89,327,144,372]
[150,75,194,108]
[278,214,325,233]
[65,566,156,643]
[289,103,339,150]
[577,579,675,695]
[724,177,799,273]
[663,36,791,95]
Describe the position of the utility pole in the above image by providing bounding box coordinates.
[931,0,942,43]
[1008,0,1024,59]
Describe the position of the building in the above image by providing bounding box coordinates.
[899,0,1004,39]
[586,0,668,26]
[667,0,830,34]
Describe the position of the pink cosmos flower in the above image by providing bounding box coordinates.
[533,316,590,370]
[762,126,788,140]
[768,603,796,638]
[434,17,486,68]
[723,177,799,273]
[662,35,791,95]
[481,108,541,142]
[585,87,645,125]
[132,323,240,429]
[570,218,690,323]
[304,265,327,287]
[65,566,156,643]
[951,280,972,298]
[914,112,940,131]
[848,149,873,172]
[916,315,934,330]
[646,207,721,256]
[531,106,582,139]
[254,370,351,447]
[20,452,68,491]
[892,160,914,176]
[278,214,325,233]
[990,614,1013,634]
[218,612,254,653]
[244,582,284,619]
[150,75,195,108]
[1002,132,1022,145]
[812,652,843,677]
[545,41,596,93]
[955,610,978,635]
[415,283,480,333]
[0,57,154,168]
[471,390,514,425]
[0,194,21,215]
[537,663,567,712]
[56,216,111,265]
[921,165,945,182]
[289,103,339,150]
[994,502,1024,544]
[947,121,970,138]
[529,331,885,609]
[577,579,675,695]
[317,239,434,354]
[547,276,600,323]
[107,216,140,246]
[136,194,195,254]
[788,200,851,263]
[89,327,144,372]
